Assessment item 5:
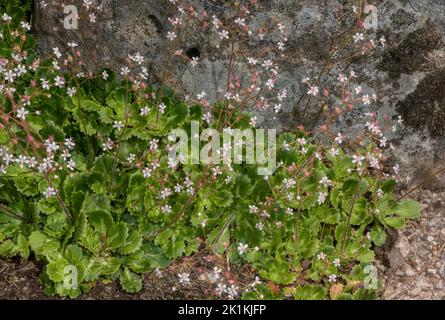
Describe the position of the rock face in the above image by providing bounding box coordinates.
[32,0,445,181]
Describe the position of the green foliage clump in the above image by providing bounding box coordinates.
[0,4,421,299]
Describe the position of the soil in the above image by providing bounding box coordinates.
[0,251,256,300]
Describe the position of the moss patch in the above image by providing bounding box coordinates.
[396,68,445,137]
[379,20,443,79]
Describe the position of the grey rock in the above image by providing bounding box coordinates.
[387,235,411,269]
[33,0,445,177]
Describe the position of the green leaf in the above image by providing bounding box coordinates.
[294,285,327,300]
[106,222,129,250]
[13,234,30,258]
[384,217,406,229]
[98,256,121,275]
[119,267,142,293]
[46,258,70,282]
[118,230,142,255]
[0,240,15,256]
[259,258,296,285]
[314,206,340,224]
[211,190,233,208]
[88,210,113,234]
[82,194,111,213]
[28,231,50,254]
[396,200,421,219]
[370,226,387,246]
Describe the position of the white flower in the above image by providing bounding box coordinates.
[219,29,229,40]
[283,178,296,189]
[262,59,273,70]
[40,78,50,90]
[282,141,290,151]
[197,91,207,100]
[379,36,386,47]
[129,52,144,65]
[161,204,172,214]
[297,137,307,146]
[255,222,264,230]
[234,18,246,27]
[15,155,28,168]
[274,103,282,113]
[140,106,150,116]
[83,0,93,9]
[247,57,258,65]
[2,13,12,22]
[53,47,62,59]
[353,33,364,43]
[265,78,275,90]
[127,153,136,163]
[113,121,124,131]
[167,31,177,41]
[67,159,76,171]
[43,187,57,198]
[352,154,365,166]
[102,138,114,151]
[216,283,227,296]
[333,258,341,267]
[67,87,77,97]
[328,274,337,282]
[159,103,167,114]
[54,76,65,87]
[142,167,152,178]
[376,188,384,198]
[202,112,212,124]
[237,242,248,255]
[318,191,327,205]
[362,94,371,105]
[178,273,190,286]
[380,136,387,148]
[337,73,347,82]
[150,139,159,151]
[393,164,400,175]
[120,67,130,76]
[319,176,332,188]
[190,56,199,67]
[285,207,293,216]
[102,70,109,80]
[333,133,344,145]
[89,13,96,23]
[329,148,339,157]
[249,116,257,128]
[249,205,259,214]
[307,86,319,96]
[16,107,29,120]
[65,138,76,149]
[44,139,60,153]
[317,252,326,260]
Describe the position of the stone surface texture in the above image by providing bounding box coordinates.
[32,0,445,181]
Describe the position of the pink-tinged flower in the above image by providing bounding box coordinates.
[307,86,319,96]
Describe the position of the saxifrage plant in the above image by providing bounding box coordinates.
[0,1,421,299]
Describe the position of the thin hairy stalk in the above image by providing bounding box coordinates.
[397,167,445,201]
[0,204,24,221]
[213,211,236,254]
[341,173,364,255]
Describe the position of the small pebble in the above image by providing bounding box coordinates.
[411,287,422,296]
[405,268,416,276]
